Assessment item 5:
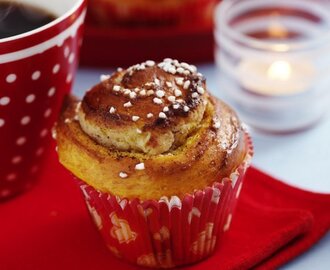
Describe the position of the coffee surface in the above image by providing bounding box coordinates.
[0,1,56,39]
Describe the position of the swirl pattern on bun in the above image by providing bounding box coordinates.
[78,59,208,155]
[55,59,248,200]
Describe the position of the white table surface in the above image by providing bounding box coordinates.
[74,63,330,270]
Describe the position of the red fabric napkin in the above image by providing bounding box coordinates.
[1,151,329,270]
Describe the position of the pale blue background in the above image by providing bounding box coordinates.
[74,63,330,270]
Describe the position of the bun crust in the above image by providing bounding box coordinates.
[56,97,247,200]
[55,60,248,200]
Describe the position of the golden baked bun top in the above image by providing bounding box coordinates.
[55,59,251,200]
[78,59,208,155]
[56,95,249,200]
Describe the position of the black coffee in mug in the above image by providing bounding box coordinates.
[0,1,56,39]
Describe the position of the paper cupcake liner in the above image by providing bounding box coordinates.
[87,0,218,27]
[78,133,253,268]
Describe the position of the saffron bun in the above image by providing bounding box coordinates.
[55,59,248,200]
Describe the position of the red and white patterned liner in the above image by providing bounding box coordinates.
[78,133,253,268]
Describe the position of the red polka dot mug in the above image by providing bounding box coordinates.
[0,0,87,201]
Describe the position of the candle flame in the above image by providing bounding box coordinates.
[267,61,292,81]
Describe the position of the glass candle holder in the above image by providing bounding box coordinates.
[214,0,330,133]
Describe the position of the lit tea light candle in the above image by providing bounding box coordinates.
[238,59,316,96]
[267,60,291,81]
[215,0,330,132]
